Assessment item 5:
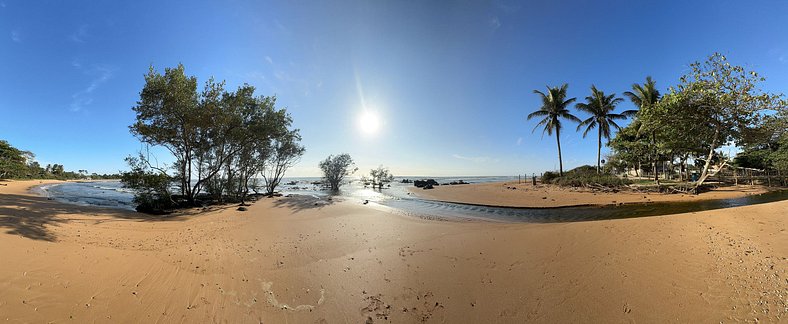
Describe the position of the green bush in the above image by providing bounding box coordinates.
[553,173,632,188]
[541,171,560,183]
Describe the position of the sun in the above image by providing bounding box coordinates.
[359,111,380,135]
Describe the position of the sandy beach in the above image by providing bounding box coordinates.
[0,179,786,323]
[410,181,773,208]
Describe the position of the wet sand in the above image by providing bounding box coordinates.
[1,180,786,322]
[410,181,773,208]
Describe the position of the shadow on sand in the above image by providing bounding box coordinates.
[0,193,189,242]
[271,194,337,213]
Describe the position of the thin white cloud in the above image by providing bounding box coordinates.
[69,25,89,43]
[10,30,21,42]
[516,137,523,146]
[452,154,500,163]
[70,64,115,112]
[489,16,501,30]
[265,56,273,64]
[0,2,6,8]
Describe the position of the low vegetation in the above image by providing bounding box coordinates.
[543,165,631,189]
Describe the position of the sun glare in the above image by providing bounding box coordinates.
[359,111,380,135]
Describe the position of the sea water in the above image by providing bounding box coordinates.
[32,178,788,222]
[35,181,137,210]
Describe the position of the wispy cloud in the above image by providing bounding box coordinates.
[70,63,115,112]
[0,2,6,8]
[10,30,21,42]
[69,24,89,43]
[265,56,273,64]
[488,16,501,30]
[516,137,523,146]
[452,154,500,163]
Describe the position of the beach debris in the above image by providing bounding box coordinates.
[363,200,369,205]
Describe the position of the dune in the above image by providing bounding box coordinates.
[0,179,786,322]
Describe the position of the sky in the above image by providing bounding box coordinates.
[1,0,787,177]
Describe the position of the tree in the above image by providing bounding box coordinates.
[121,153,174,213]
[319,154,357,191]
[130,64,201,202]
[608,122,650,176]
[262,129,305,196]
[623,76,662,183]
[369,166,394,189]
[528,84,580,176]
[127,65,303,209]
[0,140,27,179]
[657,53,786,190]
[575,85,626,173]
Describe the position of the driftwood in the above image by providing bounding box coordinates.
[584,183,619,193]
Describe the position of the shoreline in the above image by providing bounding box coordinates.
[1,179,786,322]
[408,180,780,208]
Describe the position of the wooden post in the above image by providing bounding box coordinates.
[734,168,738,186]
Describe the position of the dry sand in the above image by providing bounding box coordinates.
[410,181,772,208]
[0,179,786,323]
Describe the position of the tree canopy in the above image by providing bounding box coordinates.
[319,154,357,191]
[124,64,304,211]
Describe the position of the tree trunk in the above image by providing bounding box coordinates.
[694,128,720,191]
[652,132,659,185]
[556,128,563,176]
[596,127,601,174]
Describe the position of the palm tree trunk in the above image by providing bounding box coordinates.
[556,128,563,176]
[596,127,601,174]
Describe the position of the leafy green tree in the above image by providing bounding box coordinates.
[261,128,305,196]
[130,64,203,204]
[121,154,175,213]
[575,86,626,173]
[528,84,580,176]
[0,140,28,179]
[623,76,662,183]
[655,53,785,190]
[608,122,650,176]
[319,154,357,191]
[369,166,394,189]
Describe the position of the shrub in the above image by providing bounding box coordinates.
[541,171,560,183]
[553,173,632,188]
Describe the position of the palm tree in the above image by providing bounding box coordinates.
[528,84,580,176]
[575,85,626,174]
[623,76,660,117]
[623,77,661,183]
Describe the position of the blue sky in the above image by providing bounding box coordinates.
[1,0,787,177]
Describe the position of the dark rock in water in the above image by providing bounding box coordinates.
[237,206,248,211]
[449,180,469,185]
[363,199,369,205]
[401,179,413,184]
[414,179,439,188]
[423,184,434,190]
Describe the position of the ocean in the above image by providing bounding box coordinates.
[33,176,516,212]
